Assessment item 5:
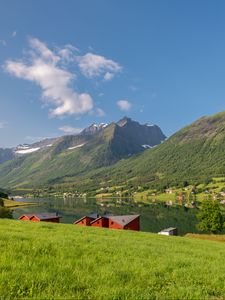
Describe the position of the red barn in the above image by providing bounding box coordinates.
[29,213,61,223]
[18,214,32,221]
[90,216,109,228]
[108,215,140,231]
[74,213,99,226]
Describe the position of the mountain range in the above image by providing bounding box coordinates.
[0,117,166,188]
[0,111,225,191]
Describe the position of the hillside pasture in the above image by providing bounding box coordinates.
[1,219,225,299]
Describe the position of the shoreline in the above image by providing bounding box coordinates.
[2,198,36,209]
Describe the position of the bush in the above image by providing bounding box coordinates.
[197,200,224,234]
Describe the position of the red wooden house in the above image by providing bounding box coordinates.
[108,215,140,231]
[29,213,60,223]
[73,213,99,226]
[90,216,109,228]
[74,214,140,231]
[18,214,32,221]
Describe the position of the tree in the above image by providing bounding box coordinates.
[197,200,224,234]
[0,208,13,219]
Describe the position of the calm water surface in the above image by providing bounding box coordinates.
[12,196,199,234]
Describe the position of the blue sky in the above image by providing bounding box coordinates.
[0,0,225,147]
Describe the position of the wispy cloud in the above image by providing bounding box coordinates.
[4,38,94,117]
[0,40,6,46]
[0,121,8,129]
[96,107,105,117]
[77,53,122,80]
[12,31,17,38]
[59,126,83,135]
[58,44,79,62]
[117,100,132,111]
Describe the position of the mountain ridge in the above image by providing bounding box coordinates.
[0,117,166,188]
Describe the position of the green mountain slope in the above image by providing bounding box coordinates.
[92,111,225,189]
[0,118,165,188]
[57,110,225,192]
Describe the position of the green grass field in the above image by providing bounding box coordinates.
[1,219,225,299]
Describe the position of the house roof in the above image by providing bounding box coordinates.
[160,227,177,232]
[19,214,33,219]
[90,216,102,224]
[74,214,99,224]
[88,213,100,219]
[89,215,110,224]
[30,213,60,220]
[74,215,90,224]
[109,215,140,226]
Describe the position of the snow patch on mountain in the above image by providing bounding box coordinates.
[15,147,40,154]
[142,144,152,149]
[68,143,85,150]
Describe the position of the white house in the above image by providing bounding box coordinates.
[158,227,178,236]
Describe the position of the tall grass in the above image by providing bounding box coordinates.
[1,219,225,299]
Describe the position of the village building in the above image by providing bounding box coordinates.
[18,214,33,221]
[18,213,61,223]
[73,213,100,226]
[108,215,140,231]
[158,227,178,236]
[90,216,109,228]
[74,214,140,231]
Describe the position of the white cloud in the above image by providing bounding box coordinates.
[96,108,105,117]
[59,126,83,135]
[58,44,79,62]
[0,40,6,46]
[104,72,114,81]
[117,100,132,111]
[77,53,122,79]
[4,38,94,117]
[12,31,17,38]
[0,121,7,129]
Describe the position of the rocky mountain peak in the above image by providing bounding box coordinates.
[117,116,133,127]
[81,123,108,135]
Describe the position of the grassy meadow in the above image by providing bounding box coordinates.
[1,219,225,299]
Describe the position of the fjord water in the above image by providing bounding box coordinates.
[13,197,199,235]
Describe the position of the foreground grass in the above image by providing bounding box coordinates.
[1,220,225,299]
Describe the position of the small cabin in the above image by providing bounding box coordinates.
[73,214,140,231]
[74,213,99,226]
[90,216,109,228]
[18,214,32,221]
[108,215,140,231]
[74,216,95,226]
[158,227,178,236]
[29,213,61,223]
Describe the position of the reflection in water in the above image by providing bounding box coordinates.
[13,197,199,235]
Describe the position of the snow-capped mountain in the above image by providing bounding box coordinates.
[81,123,108,135]
[0,118,166,168]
